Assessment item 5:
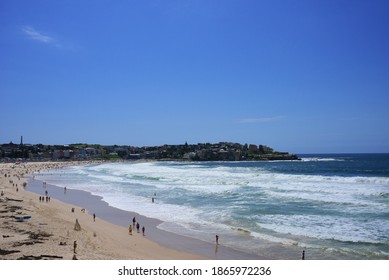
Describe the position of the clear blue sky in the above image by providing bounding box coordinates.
[1,0,389,154]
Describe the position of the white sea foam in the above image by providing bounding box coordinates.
[248,231,299,246]
[256,214,389,244]
[300,157,345,162]
[36,160,389,259]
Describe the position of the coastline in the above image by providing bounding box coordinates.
[1,161,261,260]
[26,175,263,260]
[0,162,201,260]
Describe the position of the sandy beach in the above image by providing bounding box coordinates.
[1,163,387,280]
[1,161,260,260]
[0,161,204,260]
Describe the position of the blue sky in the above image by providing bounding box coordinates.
[1,0,389,153]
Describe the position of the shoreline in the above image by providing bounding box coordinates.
[0,162,202,259]
[1,161,262,260]
[26,177,263,260]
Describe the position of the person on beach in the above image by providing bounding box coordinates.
[93,213,96,222]
[216,235,219,245]
[302,250,305,260]
[132,217,136,227]
[136,222,140,233]
[129,225,133,235]
[142,226,145,236]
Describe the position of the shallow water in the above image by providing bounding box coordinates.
[35,154,389,259]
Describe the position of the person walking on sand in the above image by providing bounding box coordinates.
[129,225,133,235]
[136,222,140,233]
[142,226,145,236]
[132,217,136,227]
[93,213,96,222]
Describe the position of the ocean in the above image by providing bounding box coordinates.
[34,154,389,259]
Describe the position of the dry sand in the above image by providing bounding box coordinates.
[0,162,204,260]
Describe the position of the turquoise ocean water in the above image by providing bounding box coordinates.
[36,154,389,259]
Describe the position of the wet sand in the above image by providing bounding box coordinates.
[1,161,262,260]
[26,177,263,259]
